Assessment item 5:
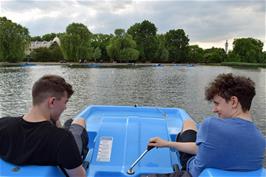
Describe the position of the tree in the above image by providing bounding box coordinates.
[92,47,102,62]
[42,33,57,41]
[49,42,64,61]
[165,29,189,63]
[0,17,30,62]
[231,38,263,63]
[261,52,266,63]
[31,36,42,41]
[30,47,52,62]
[29,42,63,62]
[114,29,125,37]
[154,34,169,63]
[107,29,139,62]
[60,23,93,62]
[203,47,226,63]
[106,37,120,61]
[91,33,113,62]
[225,51,241,62]
[188,45,204,63]
[127,20,158,62]
[120,48,139,62]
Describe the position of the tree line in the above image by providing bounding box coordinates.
[0,16,265,63]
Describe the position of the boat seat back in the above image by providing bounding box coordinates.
[199,168,266,177]
[0,158,65,177]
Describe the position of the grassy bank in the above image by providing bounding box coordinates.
[1,61,266,68]
[0,62,194,68]
[221,62,266,68]
[0,62,62,67]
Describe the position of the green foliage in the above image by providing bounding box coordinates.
[106,38,120,61]
[153,34,169,62]
[157,48,169,63]
[165,29,189,63]
[0,17,30,62]
[30,47,51,62]
[203,47,226,63]
[120,48,139,62]
[91,34,113,62]
[232,38,263,63]
[226,51,241,62]
[92,47,102,62]
[49,42,64,61]
[107,29,139,62]
[42,33,57,41]
[2,17,265,64]
[188,45,204,63]
[31,33,63,42]
[261,51,266,63]
[127,20,158,62]
[31,36,42,41]
[114,29,125,37]
[60,23,93,62]
[30,43,63,62]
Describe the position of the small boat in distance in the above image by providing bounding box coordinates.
[20,63,36,67]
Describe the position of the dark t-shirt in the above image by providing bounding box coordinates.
[0,116,82,169]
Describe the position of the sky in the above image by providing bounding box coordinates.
[0,0,265,50]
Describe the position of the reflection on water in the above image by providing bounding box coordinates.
[1,65,265,165]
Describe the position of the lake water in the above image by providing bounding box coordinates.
[0,64,265,166]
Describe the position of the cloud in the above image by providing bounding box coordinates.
[0,0,265,49]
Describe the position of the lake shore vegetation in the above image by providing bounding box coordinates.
[1,17,265,65]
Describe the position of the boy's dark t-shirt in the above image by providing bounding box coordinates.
[0,116,82,169]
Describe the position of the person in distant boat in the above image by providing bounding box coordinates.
[149,73,265,177]
[0,75,88,177]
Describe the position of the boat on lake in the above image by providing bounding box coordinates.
[20,63,36,67]
[0,105,265,177]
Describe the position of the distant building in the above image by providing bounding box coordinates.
[25,36,61,55]
[225,40,228,54]
[52,36,61,46]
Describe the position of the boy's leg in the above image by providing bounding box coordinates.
[182,119,197,133]
[65,118,89,160]
[176,120,197,170]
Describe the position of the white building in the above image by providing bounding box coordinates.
[25,36,61,55]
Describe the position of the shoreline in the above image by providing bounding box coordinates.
[0,62,265,68]
[0,62,196,67]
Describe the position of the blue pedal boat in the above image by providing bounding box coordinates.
[0,105,265,177]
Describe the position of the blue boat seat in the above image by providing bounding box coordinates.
[199,168,266,177]
[0,158,65,177]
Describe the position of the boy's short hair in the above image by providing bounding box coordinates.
[32,75,74,105]
[205,73,255,111]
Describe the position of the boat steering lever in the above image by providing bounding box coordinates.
[127,145,155,175]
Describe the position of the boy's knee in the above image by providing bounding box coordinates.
[182,119,197,132]
[72,118,86,128]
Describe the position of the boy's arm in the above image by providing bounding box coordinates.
[148,137,197,155]
[65,165,86,177]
